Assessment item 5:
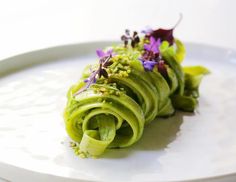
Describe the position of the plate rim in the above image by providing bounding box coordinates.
[0,41,236,182]
[1,40,236,63]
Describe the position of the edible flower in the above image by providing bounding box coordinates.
[139,59,157,71]
[96,49,115,78]
[139,36,161,72]
[139,35,168,74]
[74,49,115,96]
[144,37,161,54]
[121,29,140,48]
[96,49,115,59]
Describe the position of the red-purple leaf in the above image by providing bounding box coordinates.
[151,28,174,45]
[149,14,183,45]
[157,60,168,78]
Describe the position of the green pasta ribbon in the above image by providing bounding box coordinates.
[64,36,209,158]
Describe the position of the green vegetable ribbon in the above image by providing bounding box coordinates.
[64,39,209,157]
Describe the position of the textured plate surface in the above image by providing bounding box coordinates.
[0,42,236,182]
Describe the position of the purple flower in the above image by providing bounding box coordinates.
[84,76,96,84]
[144,37,161,54]
[141,27,153,35]
[96,49,115,59]
[121,30,140,48]
[84,78,89,83]
[139,59,157,71]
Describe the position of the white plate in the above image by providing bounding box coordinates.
[0,42,236,182]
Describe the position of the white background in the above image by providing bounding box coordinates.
[0,0,235,60]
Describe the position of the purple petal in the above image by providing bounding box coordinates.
[147,37,161,54]
[151,44,159,54]
[140,60,157,71]
[138,58,145,63]
[150,36,156,45]
[96,49,105,58]
[92,77,97,83]
[84,78,89,83]
[144,61,157,71]
[144,44,151,51]
[155,38,161,48]
[106,49,116,57]
[141,30,146,34]
[141,27,153,35]
[153,38,161,54]
[97,49,116,59]
[106,49,113,55]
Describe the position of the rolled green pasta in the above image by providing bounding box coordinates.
[64,27,209,158]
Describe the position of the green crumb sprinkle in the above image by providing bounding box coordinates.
[100,87,106,92]
[79,153,86,158]
[70,141,77,147]
[70,141,88,159]
[75,149,80,155]
[117,63,123,68]
[113,67,118,73]
[123,72,128,77]
[118,70,129,77]
[109,90,115,94]
[115,91,120,96]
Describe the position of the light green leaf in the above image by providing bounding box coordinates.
[174,39,186,63]
[183,65,210,76]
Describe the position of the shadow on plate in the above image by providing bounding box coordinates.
[103,111,195,159]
